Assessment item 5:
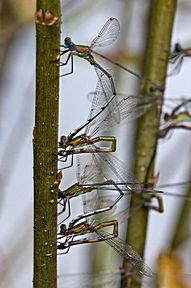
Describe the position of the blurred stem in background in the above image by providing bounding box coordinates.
[33,1,60,287]
[122,1,177,287]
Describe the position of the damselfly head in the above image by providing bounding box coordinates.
[64,37,76,51]
[174,43,183,53]
[163,112,171,121]
[58,150,67,157]
[58,189,66,199]
[58,189,62,199]
[60,224,67,233]
[59,136,69,150]
[59,135,67,144]
[64,37,71,45]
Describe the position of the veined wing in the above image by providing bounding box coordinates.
[96,229,153,278]
[76,152,129,186]
[90,17,120,49]
[85,69,119,135]
[76,154,100,185]
[168,53,184,76]
[88,94,157,137]
[90,153,136,184]
[80,153,139,221]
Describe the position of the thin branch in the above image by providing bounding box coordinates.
[33,1,60,288]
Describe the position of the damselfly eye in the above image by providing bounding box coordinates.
[58,189,63,199]
[64,37,71,45]
[60,224,66,232]
[164,113,170,121]
[60,135,67,143]
[174,43,182,52]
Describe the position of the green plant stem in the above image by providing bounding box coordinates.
[121,1,177,287]
[33,1,60,287]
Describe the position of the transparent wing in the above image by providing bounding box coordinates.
[86,152,142,192]
[85,68,118,135]
[90,153,136,184]
[96,230,153,278]
[95,67,120,123]
[76,153,137,221]
[76,154,100,185]
[90,17,120,48]
[88,94,157,137]
[83,193,116,219]
[81,153,140,222]
[78,153,121,218]
[168,53,184,76]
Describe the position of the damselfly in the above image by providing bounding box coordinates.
[169,43,191,75]
[59,17,119,97]
[57,177,191,278]
[57,153,140,222]
[58,151,163,223]
[58,149,191,223]
[69,174,191,238]
[57,218,153,278]
[59,17,162,91]
[58,73,158,169]
[159,98,191,138]
[58,71,117,169]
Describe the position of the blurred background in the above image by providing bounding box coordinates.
[0,0,191,287]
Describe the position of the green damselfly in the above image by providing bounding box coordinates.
[58,150,191,222]
[58,153,138,222]
[159,98,191,138]
[57,216,153,278]
[59,17,162,91]
[59,17,119,97]
[169,43,191,75]
[58,72,159,169]
[57,177,191,279]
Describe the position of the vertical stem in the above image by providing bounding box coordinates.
[33,1,60,288]
[122,1,177,287]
